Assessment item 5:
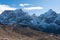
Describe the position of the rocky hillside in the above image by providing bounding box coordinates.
[0,24,60,40]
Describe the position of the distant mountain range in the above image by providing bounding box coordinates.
[0,9,60,34]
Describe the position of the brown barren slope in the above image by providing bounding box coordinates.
[0,25,60,40]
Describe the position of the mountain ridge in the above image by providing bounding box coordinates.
[0,9,60,34]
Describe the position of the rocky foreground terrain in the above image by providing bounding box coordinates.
[0,24,60,40]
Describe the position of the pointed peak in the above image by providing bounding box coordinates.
[15,9,23,11]
[45,9,56,15]
[49,9,53,11]
[14,8,24,14]
[32,14,37,18]
[48,9,54,12]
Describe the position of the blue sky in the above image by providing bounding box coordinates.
[0,0,60,16]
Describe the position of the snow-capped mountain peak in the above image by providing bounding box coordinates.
[45,9,56,16]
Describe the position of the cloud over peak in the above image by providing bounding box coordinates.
[19,3,30,7]
[19,3,43,10]
[23,7,43,10]
[0,4,16,14]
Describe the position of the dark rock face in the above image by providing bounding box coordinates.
[0,9,32,26]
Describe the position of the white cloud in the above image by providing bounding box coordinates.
[19,3,30,7]
[0,4,16,14]
[23,7,43,10]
